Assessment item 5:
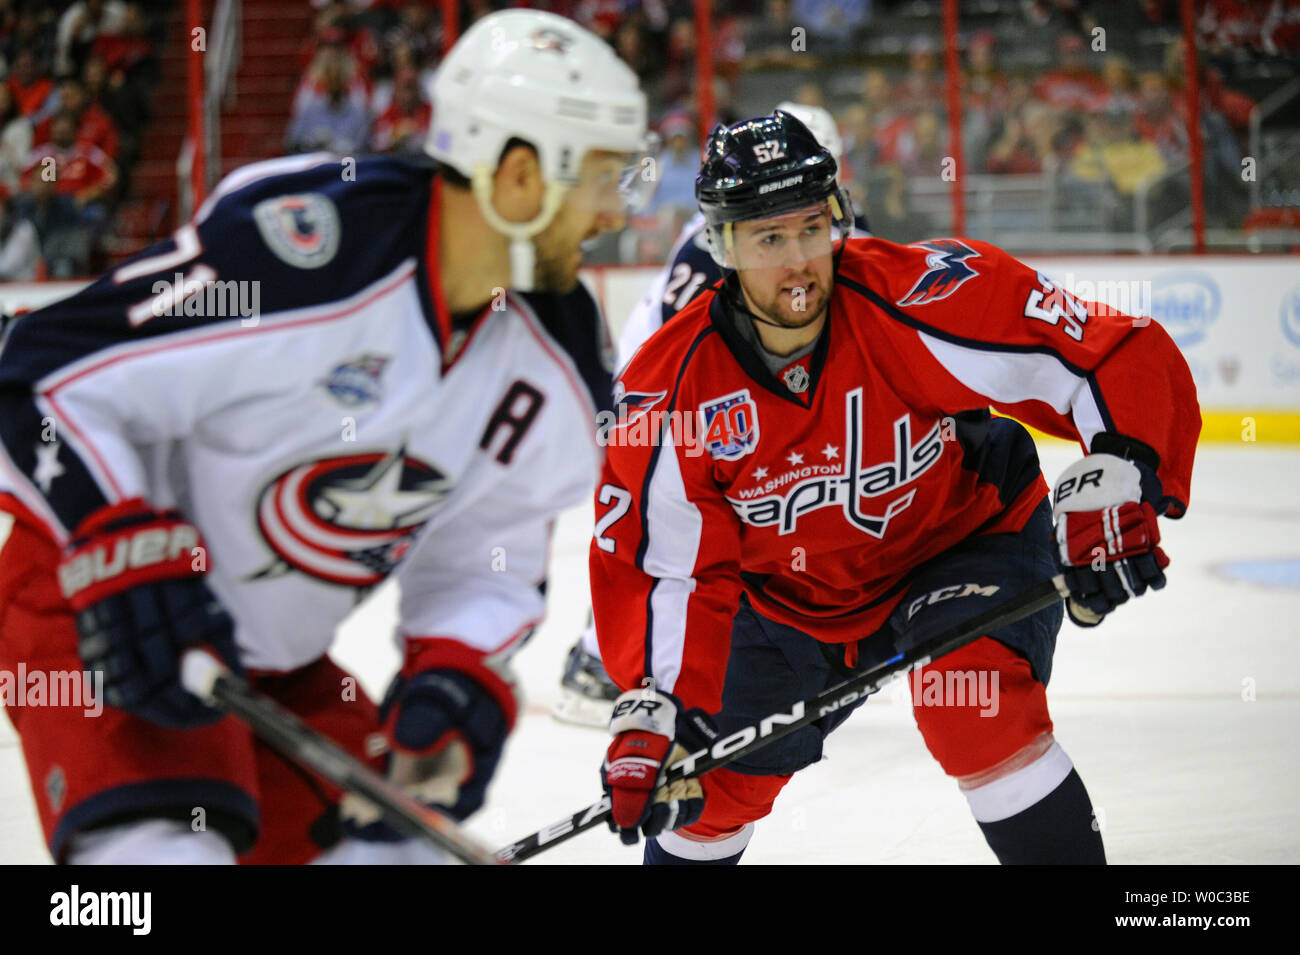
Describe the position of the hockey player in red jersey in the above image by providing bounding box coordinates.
[590,110,1199,864]
[0,10,648,864]
[555,101,869,729]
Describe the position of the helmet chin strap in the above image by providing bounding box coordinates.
[471,167,567,292]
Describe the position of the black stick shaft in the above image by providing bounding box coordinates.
[496,575,1066,864]
[208,672,501,866]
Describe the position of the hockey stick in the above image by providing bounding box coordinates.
[179,650,502,866]
[496,573,1070,864]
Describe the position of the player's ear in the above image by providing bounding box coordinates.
[492,141,544,224]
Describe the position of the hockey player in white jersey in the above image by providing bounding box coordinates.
[0,9,647,864]
[553,103,869,727]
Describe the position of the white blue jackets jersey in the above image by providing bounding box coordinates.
[0,153,614,671]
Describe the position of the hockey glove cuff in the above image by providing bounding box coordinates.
[59,499,241,728]
[1051,451,1169,627]
[602,685,718,845]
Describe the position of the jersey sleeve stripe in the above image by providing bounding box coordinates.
[632,325,714,686]
[39,260,418,394]
[635,427,701,696]
[918,332,1109,448]
[39,392,128,502]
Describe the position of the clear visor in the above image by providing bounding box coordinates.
[707,194,850,271]
[563,133,663,219]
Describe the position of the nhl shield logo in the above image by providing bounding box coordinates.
[783,364,809,394]
[699,389,760,460]
[253,193,341,269]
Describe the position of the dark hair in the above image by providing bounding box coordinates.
[439,137,537,190]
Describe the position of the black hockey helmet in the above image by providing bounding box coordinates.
[695,110,852,269]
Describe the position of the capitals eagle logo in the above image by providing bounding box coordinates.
[896,239,981,307]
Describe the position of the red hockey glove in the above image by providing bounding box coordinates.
[59,498,242,727]
[602,684,717,845]
[1052,453,1169,627]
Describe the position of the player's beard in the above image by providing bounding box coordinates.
[533,247,582,293]
[740,270,832,331]
[531,220,592,294]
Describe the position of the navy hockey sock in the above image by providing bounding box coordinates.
[643,838,745,865]
[977,768,1106,864]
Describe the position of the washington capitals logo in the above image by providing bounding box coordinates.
[250,447,452,588]
[896,239,981,307]
[609,381,668,431]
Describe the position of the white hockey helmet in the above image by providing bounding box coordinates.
[429,9,647,184]
[427,11,649,288]
[774,101,844,167]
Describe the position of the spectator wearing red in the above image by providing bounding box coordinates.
[574,0,625,39]
[14,111,118,278]
[1033,33,1108,112]
[6,50,55,119]
[55,0,126,78]
[34,78,119,161]
[369,68,430,156]
[21,111,117,207]
[1199,0,1271,54]
[90,1,153,78]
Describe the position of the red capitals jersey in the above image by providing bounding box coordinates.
[590,236,1200,713]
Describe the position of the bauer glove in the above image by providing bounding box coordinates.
[602,683,718,845]
[1051,438,1169,627]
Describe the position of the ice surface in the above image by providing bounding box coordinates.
[3,444,1297,863]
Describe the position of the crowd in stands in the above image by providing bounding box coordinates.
[0,0,157,279]
[286,0,1293,249]
[822,28,1265,237]
[0,1,1293,280]
[285,2,441,156]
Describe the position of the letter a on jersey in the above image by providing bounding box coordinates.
[700,389,760,461]
[896,239,980,307]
